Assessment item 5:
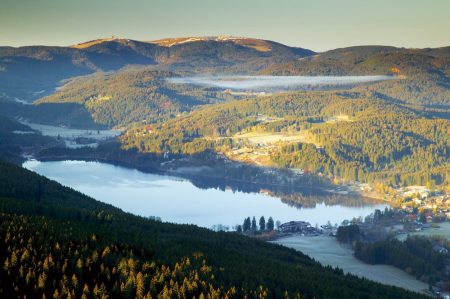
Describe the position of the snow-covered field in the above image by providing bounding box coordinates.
[397,222,450,241]
[19,120,122,140]
[275,235,428,294]
[18,120,122,148]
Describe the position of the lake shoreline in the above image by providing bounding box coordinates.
[23,159,388,228]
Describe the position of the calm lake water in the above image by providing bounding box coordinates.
[23,160,387,229]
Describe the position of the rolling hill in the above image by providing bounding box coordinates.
[2,37,448,131]
[121,90,450,187]
[0,37,314,102]
[34,68,230,127]
[262,46,450,106]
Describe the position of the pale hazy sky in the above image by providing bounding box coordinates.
[0,0,449,51]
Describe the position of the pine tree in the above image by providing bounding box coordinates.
[251,217,257,231]
[259,216,266,231]
[243,217,251,232]
[136,272,145,299]
[267,217,274,231]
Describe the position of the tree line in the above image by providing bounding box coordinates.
[236,216,277,233]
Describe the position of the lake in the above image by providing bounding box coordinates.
[23,160,387,229]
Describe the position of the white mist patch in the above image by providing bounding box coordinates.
[167,75,393,91]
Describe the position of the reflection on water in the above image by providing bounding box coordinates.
[23,160,387,228]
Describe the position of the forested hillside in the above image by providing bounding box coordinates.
[2,40,448,133]
[262,46,450,106]
[121,91,450,187]
[3,38,448,108]
[0,160,428,298]
[0,96,103,129]
[263,46,449,76]
[36,68,239,127]
[354,236,447,283]
[0,115,57,163]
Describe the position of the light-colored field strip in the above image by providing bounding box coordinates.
[275,235,429,294]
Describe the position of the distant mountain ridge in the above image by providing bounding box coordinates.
[148,35,303,53]
[0,36,314,101]
[72,35,294,53]
[262,45,450,76]
[0,36,448,108]
[262,45,450,106]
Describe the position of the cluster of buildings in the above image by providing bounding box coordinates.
[397,186,450,223]
[279,221,322,236]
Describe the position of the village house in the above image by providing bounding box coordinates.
[279,221,311,233]
[406,214,417,222]
[425,212,434,223]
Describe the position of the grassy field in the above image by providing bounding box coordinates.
[217,113,356,166]
[324,114,353,124]
[398,222,450,241]
[232,114,352,147]
[234,131,316,146]
[275,235,429,294]
[19,120,122,140]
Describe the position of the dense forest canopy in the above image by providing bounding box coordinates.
[35,68,241,127]
[354,236,447,284]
